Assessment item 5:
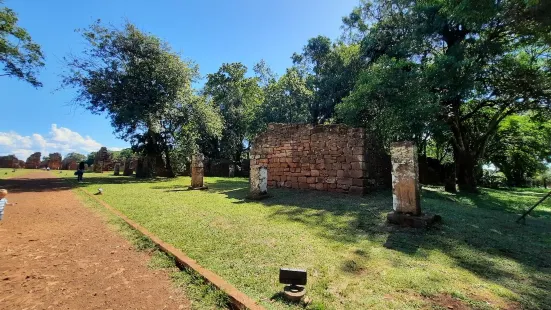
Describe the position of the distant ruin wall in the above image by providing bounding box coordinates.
[251,123,390,195]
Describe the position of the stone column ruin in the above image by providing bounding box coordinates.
[248,165,269,200]
[114,163,120,176]
[387,141,440,228]
[189,153,208,190]
[391,141,421,215]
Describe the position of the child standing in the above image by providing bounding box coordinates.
[75,169,84,182]
[0,189,17,221]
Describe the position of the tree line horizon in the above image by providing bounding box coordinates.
[2,0,551,192]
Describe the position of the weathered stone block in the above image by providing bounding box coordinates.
[387,212,441,228]
[349,170,365,179]
[249,165,269,199]
[351,162,366,170]
[337,178,353,186]
[352,147,364,155]
[190,153,207,190]
[390,141,420,215]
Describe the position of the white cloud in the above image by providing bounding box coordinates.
[0,124,125,160]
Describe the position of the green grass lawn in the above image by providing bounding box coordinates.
[0,168,33,179]
[65,173,551,310]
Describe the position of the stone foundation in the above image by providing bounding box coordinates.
[387,212,441,228]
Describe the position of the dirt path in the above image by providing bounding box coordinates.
[0,172,190,310]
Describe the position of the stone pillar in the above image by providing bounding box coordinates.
[114,163,120,176]
[123,159,134,176]
[248,165,269,199]
[387,141,440,228]
[189,153,207,190]
[391,141,421,215]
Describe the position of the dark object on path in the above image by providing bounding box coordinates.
[279,268,307,302]
[517,191,551,224]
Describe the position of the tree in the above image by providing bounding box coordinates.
[339,0,551,192]
[112,148,134,162]
[253,67,312,134]
[486,115,551,186]
[203,62,263,161]
[292,36,362,123]
[62,21,220,177]
[535,168,551,189]
[64,152,86,163]
[0,1,44,86]
[86,152,95,167]
[337,56,439,148]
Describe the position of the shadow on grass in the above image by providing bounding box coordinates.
[0,174,175,194]
[205,179,551,309]
[0,177,74,193]
[450,188,551,219]
[37,174,551,309]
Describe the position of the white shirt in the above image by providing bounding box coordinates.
[0,198,7,213]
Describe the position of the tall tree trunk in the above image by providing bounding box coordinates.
[447,101,480,194]
[163,144,175,178]
[454,149,479,193]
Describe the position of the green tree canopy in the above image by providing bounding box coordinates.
[253,66,312,133]
[292,36,361,123]
[486,115,551,186]
[338,0,551,192]
[62,21,221,177]
[64,152,86,163]
[0,1,44,87]
[86,152,95,166]
[203,62,262,161]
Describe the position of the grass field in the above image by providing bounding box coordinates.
[0,168,33,179]
[64,172,551,310]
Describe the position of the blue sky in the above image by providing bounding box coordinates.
[0,0,359,160]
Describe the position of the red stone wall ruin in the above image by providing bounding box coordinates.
[25,152,41,169]
[48,153,62,170]
[0,155,19,168]
[251,124,390,195]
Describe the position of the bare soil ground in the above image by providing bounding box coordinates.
[0,172,190,310]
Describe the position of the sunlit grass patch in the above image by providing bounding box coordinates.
[0,168,33,179]
[66,173,551,310]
